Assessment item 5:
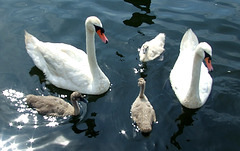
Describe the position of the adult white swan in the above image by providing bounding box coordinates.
[25,16,110,95]
[170,29,213,109]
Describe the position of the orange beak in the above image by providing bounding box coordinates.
[204,57,213,72]
[97,30,108,44]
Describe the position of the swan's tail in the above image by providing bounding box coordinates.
[24,31,48,73]
[155,33,165,42]
[180,29,199,52]
[25,31,40,50]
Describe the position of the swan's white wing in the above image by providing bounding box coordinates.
[170,51,212,106]
[25,32,92,92]
[170,50,194,101]
[40,43,93,92]
[170,29,199,101]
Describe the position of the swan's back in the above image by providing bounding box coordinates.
[131,97,156,133]
[26,95,73,116]
[131,78,156,133]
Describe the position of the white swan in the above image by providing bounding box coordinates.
[25,16,110,95]
[138,33,165,62]
[131,78,156,133]
[170,29,213,109]
[26,92,88,117]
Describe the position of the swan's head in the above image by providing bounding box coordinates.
[85,16,108,44]
[71,92,88,103]
[197,42,213,72]
[138,78,146,86]
[138,44,149,62]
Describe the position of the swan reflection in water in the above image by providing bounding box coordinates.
[123,0,156,27]
[170,107,198,150]
[70,112,99,138]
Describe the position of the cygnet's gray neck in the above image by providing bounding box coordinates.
[139,84,145,98]
[71,100,80,116]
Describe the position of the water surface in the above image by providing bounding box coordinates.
[0,0,240,150]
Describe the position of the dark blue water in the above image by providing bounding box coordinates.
[0,0,240,150]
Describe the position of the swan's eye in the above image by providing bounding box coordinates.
[94,25,105,34]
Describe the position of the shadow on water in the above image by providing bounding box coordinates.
[29,66,105,138]
[133,62,148,78]
[29,66,46,84]
[139,62,148,78]
[29,66,73,95]
[70,112,99,138]
[124,0,151,12]
[123,0,156,27]
[170,107,199,150]
[29,66,110,99]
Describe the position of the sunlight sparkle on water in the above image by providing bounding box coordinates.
[9,122,13,127]
[53,135,70,146]
[26,147,34,151]
[28,138,35,143]
[44,116,59,127]
[33,125,38,129]
[2,89,24,101]
[0,136,19,151]
[46,122,59,127]
[15,114,29,124]
[119,129,129,139]
[17,125,23,130]
[120,130,126,135]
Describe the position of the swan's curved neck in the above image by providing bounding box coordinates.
[139,84,145,98]
[71,100,80,116]
[86,28,101,77]
[186,50,202,101]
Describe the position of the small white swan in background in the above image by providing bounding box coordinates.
[25,16,110,95]
[170,29,213,109]
[131,78,156,133]
[26,92,88,117]
[138,33,165,62]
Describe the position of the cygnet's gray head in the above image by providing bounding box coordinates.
[71,92,88,103]
[138,78,146,86]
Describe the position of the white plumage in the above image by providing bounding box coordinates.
[25,16,110,95]
[170,29,213,109]
[138,33,165,62]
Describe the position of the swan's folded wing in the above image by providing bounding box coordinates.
[42,44,92,91]
[26,38,92,91]
[170,51,193,101]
